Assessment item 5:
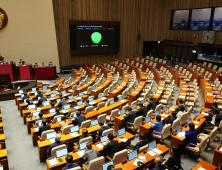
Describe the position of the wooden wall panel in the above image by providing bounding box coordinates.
[53,0,222,67]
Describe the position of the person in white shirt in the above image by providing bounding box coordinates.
[177,105,185,119]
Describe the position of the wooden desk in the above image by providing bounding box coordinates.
[213,145,222,168]
[0,149,9,170]
[128,80,146,105]
[47,78,65,90]
[191,160,217,170]
[153,80,165,102]
[199,79,214,108]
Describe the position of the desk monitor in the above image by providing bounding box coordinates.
[51,93,56,98]
[56,148,68,158]
[32,111,40,117]
[177,126,182,133]
[61,91,66,95]
[69,95,74,100]
[28,104,36,110]
[46,89,51,93]
[141,99,145,104]
[24,98,30,104]
[77,101,83,106]
[50,82,53,85]
[34,92,38,95]
[188,117,192,123]
[43,101,50,106]
[46,132,56,140]
[79,92,83,97]
[80,141,89,151]
[111,87,114,92]
[70,80,72,84]
[63,83,66,87]
[98,94,102,99]
[38,97,41,100]
[49,108,56,113]
[21,94,24,98]
[169,102,173,107]
[70,126,79,133]
[110,99,114,105]
[57,117,62,123]
[32,87,36,91]
[155,111,159,116]
[128,150,138,161]
[93,85,96,90]
[101,135,108,143]
[63,105,70,110]
[120,109,125,115]
[91,119,98,127]
[98,83,101,87]
[19,90,23,94]
[132,104,137,110]
[195,111,199,116]
[72,112,77,118]
[82,82,85,85]
[77,84,80,88]
[102,161,114,170]
[118,95,123,101]
[145,117,151,123]
[163,106,167,112]
[118,127,126,137]
[149,140,156,150]
[57,99,61,103]
[89,97,93,103]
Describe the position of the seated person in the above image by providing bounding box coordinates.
[199,109,222,131]
[34,63,38,67]
[72,111,86,127]
[25,99,32,108]
[175,99,185,112]
[48,61,53,66]
[210,103,220,115]
[58,96,67,109]
[0,54,3,63]
[38,95,47,106]
[36,90,43,98]
[147,96,156,110]
[97,122,109,139]
[49,102,56,111]
[123,106,136,128]
[22,92,30,100]
[151,115,163,142]
[19,59,25,65]
[164,146,182,170]
[177,105,185,118]
[67,105,77,117]
[53,107,63,117]
[126,133,148,152]
[180,123,197,155]
[42,62,44,66]
[103,133,119,159]
[146,155,166,170]
[47,133,66,158]
[165,112,177,125]
[34,112,43,122]
[78,129,91,144]
[61,154,83,170]
[39,118,50,134]
[58,117,69,131]
[82,142,98,167]
[107,165,123,170]
[136,102,148,118]
[83,99,92,112]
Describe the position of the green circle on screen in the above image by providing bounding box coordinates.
[91,32,102,44]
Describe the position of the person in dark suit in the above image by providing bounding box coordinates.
[83,99,92,112]
[180,123,197,155]
[103,133,119,159]
[165,112,177,125]
[48,61,54,66]
[47,133,66,158]
[147,97,156,110]
[42,62,45,66]
[107,165,122,170]
[39,118,50,134]
[175,99,185,112]
[78,129,91,144]
[25,98,33,108]
[211,103,220,115]
[146,155,166,170]
[36,90,43,98]
[34,63,38,67]
[72,111,86,127]
[34,112,43,123]
[0,54,3,63]
[62,155,84,170]
[136,102,148,118]
[38,95,47,106]
[19,59,25,65]
[126,133,148,152]
[164,146,182,170]
[53,107,63,117]
[58,96,67,109]
[124,106,136,128]
[199,109,222,131]
[97,122,109,139]
[49,102,56,111]
[22,92,30,100]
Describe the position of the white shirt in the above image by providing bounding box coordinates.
[210,115,216,125]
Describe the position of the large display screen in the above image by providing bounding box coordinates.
[70,21,120,55]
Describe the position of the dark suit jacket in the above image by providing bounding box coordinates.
[38,97,47,105]
[72,115,86,127]
[61,163,84,170]
[98,126,109,137]
[165,116,177,125]
[34,65,38,67]
[147,100,156,110]
[39,124,50,134]
[103,140,119,159]
[124,111,136,126]
[37,93,43,98]
[204,113,222,127]
[53,112,63,117]
[84,103,92,111]
[134,139,149,152]
[48,64,54,66]
[164,155,181,170]
[136,106,148,117]
[47,141,66,157]
[152,165,166,170]
[0,56,2,61]
[215,107,220,115]
[58,100,67,109]
[184,129,197,147]
[19,61,25,65]
[22,95,30,100]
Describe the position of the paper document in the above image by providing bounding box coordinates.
[139,156,146,162]
[68,100,72,102]
[96,143,103,149]
[50,139,55,143]
[132,159,140,167]
[197,167,206,170]
[76,97,81,100]
[177,132,185,138]
[33,101,38,104]
[169,108,175,111]
[46,93,50,95]
[77,150,84,157]
[48,86,52,87]
[152,148,162,154]
[161,114,168,117]
[33,128,39,132]
[201,112,209,116]
[98,87,102,88]
[37,108,41,111]
[70,133,79,137]
[101,97,106,100]
[74,107,80,109]
[48,158,58,166]
[179,96,185,98]
[195,125,199,129]
[61,110,68,113]
[148,151,156,156]
[161,118,164,121]
[158,87,164,89]
[89,102,96,105]
[219,147,222,152]
[193,121,199,124]
[157,91,162,93]
[118,138,128,142]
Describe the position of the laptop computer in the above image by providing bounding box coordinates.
[0,165,3,170]
[46,132,56,140]
[148,140,157,150]
[89,97,93,103]
[102,161,114,170]
[51,93,56,98]
[132,104,137,110]
[57,99,61,103]
[71,112,77,118]
[118,95,123,101]
[141,99,145,104]
[28,104,36,110]
[82,82,85,85]
[98,83,101,87]
[49,108,56,113]
[110,99,114,105]
[32,87,36,91]
[177,126,182,133]
[163,106,170,113]
[79,92,83,97]
[118,127,126,137]
[43,101,50,106]
[34,92,38,95]
[155,111,159,116]
[80,141,89,151]
[56,148,68,158]
[145,117,151,123]
[77,84,80,88]
[111,87,114,92]
[63,83,66,86]
[46,89,51,93]
[101,135,108,144]
[188,117,192,123]
[69,95,74,100]
[128,150,138,161]
[98,94,102,99]
[91,119,98,127]
[93,85,96,90]
[120,109,126,115]
[77,101,83,106]
[50,82,53,85]
[70,126,79,133]
[57,117,62,123]
[21,94,24,98]
[19,90,23,94]
[61,91,66,95]
[169,102,173,107]
[32,111,40,117]
[63,105,70,110]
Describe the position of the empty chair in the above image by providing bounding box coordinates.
[81,120,91,128]
[79,136,93,145]
[62,125,74,134]
[106,109,119,122]
[154,104,162,113]
[126,116,143,131]
[41,129,55,139]
[171,118,180,133]
[152,124,171,143]
[85,106,95,113]
[138,144,148,154]
[97,102,105,110]
[97,114,106,123]
[180,112,188,125]
[82,156,105,170]
[111,149,128,166]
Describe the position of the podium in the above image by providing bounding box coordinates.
[0,73,11,85]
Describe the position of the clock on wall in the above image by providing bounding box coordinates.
[202,31,215,44]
